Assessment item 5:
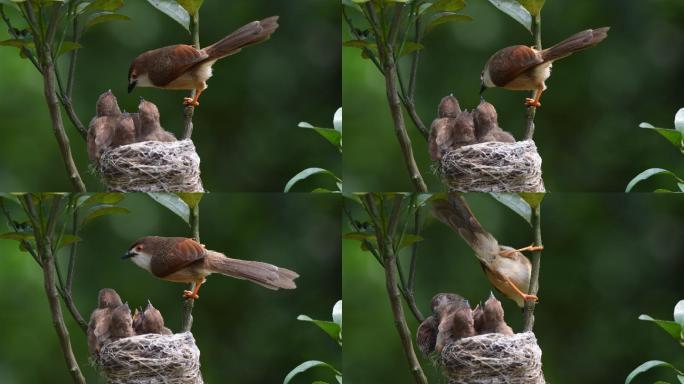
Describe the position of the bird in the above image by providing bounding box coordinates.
[139,301,173,335]
[435,298,475,353]
[432,194,543,307]
[416,315,438,356]
[127,16,279,106]
[122,236,299,299]
[87,288,123,355]
[475,292,514,336]
[87,91,136,162]
[429,117,456,161]
[480,27,609,107]
[135,99,176,142]
[132,307,144,334]
[472,100,516,143]
[438,94,461,118]
[108,303,135,341]
[450,110,477,149]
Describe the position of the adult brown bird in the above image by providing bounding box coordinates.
[128,16,279,106]
[123,236,298,299]
[87,288,123,355]
[480,27,609,107]
[475,292,514,336]
[432,194,543,307]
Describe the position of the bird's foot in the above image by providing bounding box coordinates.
[523,294,539,303]
[182,290,199,300]
[524,98,541,108]
[183,97,200,107]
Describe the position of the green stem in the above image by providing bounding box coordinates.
[181,204,200,332]
[182,12,200,139]
[522,204,542,331]
[524,14,542,140]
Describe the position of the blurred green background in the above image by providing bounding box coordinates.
[0,0,340,192]
[0,193,341,383]
[343,0,684,192]
[343,193,684,383]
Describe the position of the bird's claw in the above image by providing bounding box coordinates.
[524,98,541,108]
[523,294,539,303]
[183,98,200,107]
[182,290,199,300]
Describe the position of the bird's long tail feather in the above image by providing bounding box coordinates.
[203,16,279,60]
[206,251,298,290]
[541,27,609,62]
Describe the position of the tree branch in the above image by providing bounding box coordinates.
[181,204,200,332]
[524,14,542,140]
[522,204,542,332]
[182,13,200,139]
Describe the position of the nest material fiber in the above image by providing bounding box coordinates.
[98,140,203,192]
[437,140,544,192]
[97,332,202,384]
[440,332,544,384]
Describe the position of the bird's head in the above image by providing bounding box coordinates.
[480,67,495,95]
[138,99,160,124]
[97,288,122,309]
[123,237,156,271]
[128,60,152,93]
[483,291,505,321]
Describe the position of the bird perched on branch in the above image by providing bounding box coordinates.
[474,292,514,336]
[87,288,123,355]
[128,16,279,106]
[431,195,543,307]
[123,236,298,299]
[480,27,609,107]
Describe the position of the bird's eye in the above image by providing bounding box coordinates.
[135,245,143,251]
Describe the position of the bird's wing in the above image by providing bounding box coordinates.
[142,45,209,87]
[416,315,437,356]
[488,45,544,87]
[150,237,207,277]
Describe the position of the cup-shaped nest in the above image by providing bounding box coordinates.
[97,140,203,192]
[96,332,202,384]
[440,332,544,384]
[437,140,544,192]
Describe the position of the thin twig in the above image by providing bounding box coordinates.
[181,204,200,332]
[522,204,542,332]
[524,14,542,140]
[0,6,42,73]
[182,13,200,139]
[342,7,384,74]
[0,199,43,267]
[342,203,384,266]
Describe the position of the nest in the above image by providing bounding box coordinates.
[96,332,202,384]
[440,332,544,384]
[437,140,544,192]
[98,140,203,192]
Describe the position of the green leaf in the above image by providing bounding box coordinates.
[176,0,203,16]
[678,375,684,384]
[398,234,423,250]
[332,300,342,327]
[0,193,21,206]
[147,193,189,225]
[399,42,424,57]
[343,232,376,241]
[426,0,466,13]
[490,193,532,225]
[177,193,202,209]
[0,1,20,11]
[284,360,341,384]
[0,232,34,241]
[284,168,340,193]
[639,315,682,340]
[342,0,363,13]
[78,193,124,207]
[675,108,684,134]
[85,12,130,30]
[82,0,123,13]
[626,168,683,192]
[82,205,129,225]
[519,192,545,209]
[639,123,683,148]
[674,300,684,326]
[626,360,683,384]
[333,108,342,133]
[297,315,341,342]
[426,12,472,33]
[0,39,31,48]
[342,39,371,49]
[486,0,532,33]
[516,0,545,16]
[146,0,190,31]
[298,122,342,149]
[57,235,81,249]
[57,41,82,57]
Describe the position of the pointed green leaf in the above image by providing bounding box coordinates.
[426,12,472,33]
[398,234,423,250]
[490,193,532,225]
[85,12,130,30]
[343,232,376,241]
[83,0,123,13]
[146,0,189,31]
[639,122,683,148]
[177,193,203,209]
[78,193,124,207]
[426,0,466,13]
[298,122,342,149]
[399,42,424,57]
[517,0,545,16]
[148,193,189,224]
[342,0,363,13]
[176,0,203,16]
[297,315,341,342]
[284,360,341,384]
[284,168,340,193]
[626,360,682,384]
[626,168,683,192]
[0,193,21,206]
[57,41,82,57]
[639,315,682,340]
[82,205,129,225]
[0,232,34,241]
[57,235,82,249]
[486,0,532,33]
[519,192,545,209]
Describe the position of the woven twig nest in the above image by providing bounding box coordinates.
[440,332,544,384]
[96,332,202,384]
[98,139,203,192]
[437,140,544,192]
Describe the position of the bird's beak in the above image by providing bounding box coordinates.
[489,291,495,300]
[480,81,487,96]
[122,250,135,259]
[128,80,137,94]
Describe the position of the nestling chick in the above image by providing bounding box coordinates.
[132,307,143,335]
[108,303,135,341]
[476,292,514,335]
[416,315,438,356]
[435,299,475,353]
[438,95,461,118]
[473,100,515,143]
[429,117,455,161]
[87,288,123,355]
[450,111,476,149]
[136,99,176,143]
[140,301,173,335]
[87,91,136,162]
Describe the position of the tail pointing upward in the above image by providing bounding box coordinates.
[206,251,298,290]
[203,16,279,60]
[541,27,609,62]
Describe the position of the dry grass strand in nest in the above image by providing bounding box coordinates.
[437,140,544,192]
[98,140,203,192]
[440,332,544,384]
[96,332,202,384]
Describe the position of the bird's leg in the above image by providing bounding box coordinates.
[504,276,538,303]
[500,244,544,257]
[524,87,544,108]
[183,88,204,107]
[182,280,204,300]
